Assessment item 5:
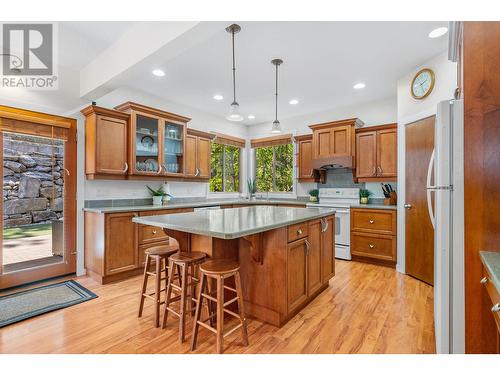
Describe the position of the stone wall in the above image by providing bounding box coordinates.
[3,133,64,228]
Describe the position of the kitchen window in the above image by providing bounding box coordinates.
[252,135,294,193]
[209,133,245,193]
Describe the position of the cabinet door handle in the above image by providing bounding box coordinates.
[157,165,162,174]
[369,220,374,224]
[195,168,200,177]
[122,162,128,174]
[297,229,303,235]
[480,276,489,284]
[369,244,375,249]
[378,166,383,175]
[492,303,500,313]
[321,218,328,232]
[372,166,376,176]
[309,169,314,177]
[304,239,311,255]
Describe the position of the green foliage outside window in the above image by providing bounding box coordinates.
[255,143,293,192]
[210,142,240,192]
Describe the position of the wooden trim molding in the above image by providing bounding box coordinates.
[308,118,364,131]
[81,105,130,120]
[211,131,246,148]
[250,134,293,148]
[186,128,215,140]
[294,134,312,142]
[114,101,191,123]
[0,105,73,129]
[356,123,397,133]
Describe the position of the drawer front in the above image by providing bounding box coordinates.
[138,224,168,245]
[351,232,396,262]
[482,266,500,329]
[138,208,194,216]
[351,209,396,235]
[288,222,309,243]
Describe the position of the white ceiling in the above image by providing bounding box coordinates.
[107,21,448,125]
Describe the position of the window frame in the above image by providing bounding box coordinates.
[254,142,294,193]
[209,142,242,193]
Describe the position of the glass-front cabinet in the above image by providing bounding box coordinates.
[114,102,190,177]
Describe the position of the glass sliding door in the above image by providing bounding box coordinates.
[0,106,76,289]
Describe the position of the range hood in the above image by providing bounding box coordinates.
[308,118,364,171]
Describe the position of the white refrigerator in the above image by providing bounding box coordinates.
[427,99,465,354]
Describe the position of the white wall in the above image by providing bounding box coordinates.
[396,51,457,274]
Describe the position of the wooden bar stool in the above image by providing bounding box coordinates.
[162,251,207,342]
[191,259,249,354]
[138,240,179,327]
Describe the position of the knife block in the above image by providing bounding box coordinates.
[384,192,397,206]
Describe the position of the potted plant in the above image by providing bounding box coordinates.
[359,189,372,204]
[147,185,169,206]
[308,189,319,202]
[247,178,257,200]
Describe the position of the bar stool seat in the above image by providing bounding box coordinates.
[138,241,179,328]
[191,259,249,354]
[169,251,206,264]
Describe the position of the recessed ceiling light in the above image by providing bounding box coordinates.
[428,27,448,39]
[289,99,299,105]
[213,94,224,101]
[152,69,165,77]
[248,115,255,119]
[353,83,366,89]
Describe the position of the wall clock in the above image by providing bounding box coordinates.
[410,68,435,100]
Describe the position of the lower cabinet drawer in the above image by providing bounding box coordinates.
[351,209,396,235]
[351,232,396,262]
[288,222,308,242]
[138,224,168,245]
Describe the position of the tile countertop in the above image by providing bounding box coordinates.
[132,206,336,240]
[83,199,309,213]
[480,251,500,293]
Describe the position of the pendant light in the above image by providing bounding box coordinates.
[271,58,283,133]
[225,24,243,122]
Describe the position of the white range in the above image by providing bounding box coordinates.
[306,187,360,260]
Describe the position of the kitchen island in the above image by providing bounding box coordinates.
[133,206,336,327]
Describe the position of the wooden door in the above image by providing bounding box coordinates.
[298,139,314,180]
[332,125,351,156]
[0,106,77,289]
[287,238,308,313]
[356,131,377,178]
[322,216,335,283]
[313,128,332,158]
[95,115,128,175]
[196,137,210,178]
[105,212,138,275]
[184,134,197,177]
[307,220,323,296]
[377,128,397,177]
[405,116,435,285]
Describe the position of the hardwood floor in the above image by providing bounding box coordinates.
[0,260,436,354]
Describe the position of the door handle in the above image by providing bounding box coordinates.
[122,162,128,174]
[372,166,376,176]
[404,203,412,209]
[492,304,500,313]
[369,220,374,224]
[426,149,436,229]
[369,244,375,249]
[157,165,162,174]
[377,166,383,175]
[309,169,314,177]
[480,277,488,284]
[304,239,311,255]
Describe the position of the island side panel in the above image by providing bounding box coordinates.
[238,226,288,327]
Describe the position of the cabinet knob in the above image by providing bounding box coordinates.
[492,303,500,313]
[152,230,157,235]
[480,276,489,284]
[369,220,374,224]
[369,244,375,249]
[404,203,412,209]
[297,229,303,235]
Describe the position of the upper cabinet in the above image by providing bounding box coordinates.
[82,105,130,179]
[355,124,397,181]
[114,102,191,178]
[184,129,214,180]
[295,134,314,182]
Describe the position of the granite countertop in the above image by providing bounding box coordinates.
[83,198,308,213]
[480,251,500,292]
[132,206,336,240]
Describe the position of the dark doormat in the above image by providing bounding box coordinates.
[0,280,97,328]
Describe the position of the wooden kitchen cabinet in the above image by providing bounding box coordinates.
[295,134,315,181]
[82,105,130,179]
[114,102,191,178]
[355,123,397,182]
[105,212,138,275]
[184,128,214,179]
[308,220,323,296]
[309,118,363,162]
[287,238,308,313]
[350,208,397,265]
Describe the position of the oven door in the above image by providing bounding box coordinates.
[334,208,350,246]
